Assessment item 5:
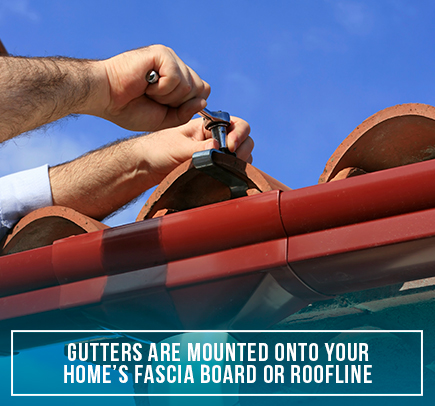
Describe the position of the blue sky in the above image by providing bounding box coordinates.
[1,0,435,404]
[2,0,435,226]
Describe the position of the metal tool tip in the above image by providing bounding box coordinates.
[146,70,159,84]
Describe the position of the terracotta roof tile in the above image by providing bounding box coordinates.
[1,206,108,255]
[137,151,291,220]
[320,103,435,183]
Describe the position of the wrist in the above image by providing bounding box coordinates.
[50,136,153,219]
[127,135,161,190]
[128,131,193,188]
[73,59,110,116]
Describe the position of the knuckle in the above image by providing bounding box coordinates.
[152,44,167,53]
[149,44,174,62]
[180,80,193,96]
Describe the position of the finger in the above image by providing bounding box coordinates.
[145,47,194,96]
[148,66,209,108]
[145,46,210,105]
[146,65,186,98]
[162,132,218,168]
[152,97,208,131]
[226,117,251,152]
[177,117,211,142]
[177,97,209,124]
[170,133,216,164]
[146,47,184,96]
[198,138,218,152]
[164,52,210,104]
[234,136,255,162]
[163,64,207,106]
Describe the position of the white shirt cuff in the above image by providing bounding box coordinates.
[0,165,53,236]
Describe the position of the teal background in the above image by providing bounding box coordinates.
[5,330,425,404]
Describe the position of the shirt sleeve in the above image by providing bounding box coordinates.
[0,165,53,240]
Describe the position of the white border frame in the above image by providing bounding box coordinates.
[11,329,423,397]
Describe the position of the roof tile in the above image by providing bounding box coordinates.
[320,103,435,183]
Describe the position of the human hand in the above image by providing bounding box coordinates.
[136,116,253,187]
[93,45,210,131]
[50,116,251,220]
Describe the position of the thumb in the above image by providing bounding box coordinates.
[170,137,218,165]
[188,138,218,155]
[201,138,218,151]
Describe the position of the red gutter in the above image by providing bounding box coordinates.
[103,190,285,272]
[2,159,435,325]
[288,207,435,295]
[281,157,435,236]
[0,191,285,297]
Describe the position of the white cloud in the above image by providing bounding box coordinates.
[0,130,91,177]
[0,0,40,23]
[330,0,374,36]
[228,72,258,98]
[303,27,348,53]
[220,71,261,116]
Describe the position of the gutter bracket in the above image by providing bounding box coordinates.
[192,149,249,198]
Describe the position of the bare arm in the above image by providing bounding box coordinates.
[0,56,102,142]
[0,45,210,143]
[49,117,253,220]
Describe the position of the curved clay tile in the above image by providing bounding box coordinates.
[1,206,108,255]
[137,153,291,220]
[319,103,435,183]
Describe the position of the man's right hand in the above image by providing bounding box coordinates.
[0,44,210,142]
[90,45,211,132]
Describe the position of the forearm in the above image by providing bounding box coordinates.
[0,56,107,142]
[49,136,154,220]
[0,45,210,142]
[48,117,252,221]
